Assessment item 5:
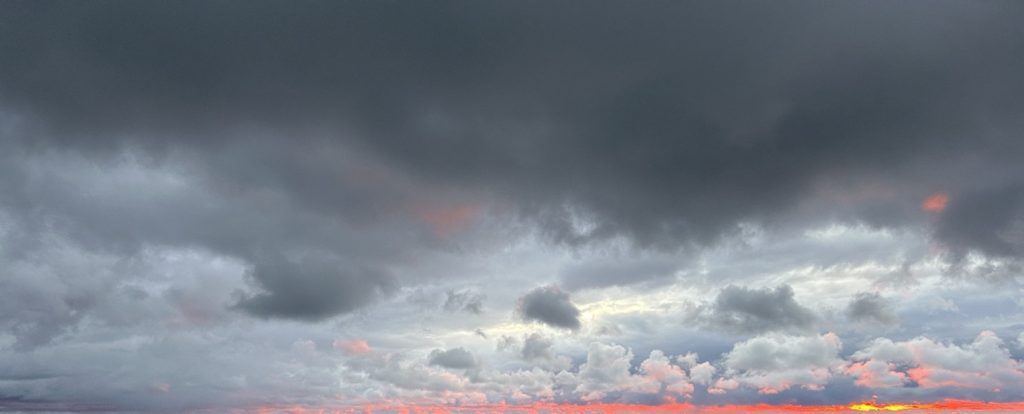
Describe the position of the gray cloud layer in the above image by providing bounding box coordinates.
[3,1,1023,258]
[0,1,1021,326]
[2,1,1024,410]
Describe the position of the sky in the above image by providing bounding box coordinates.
[1,1,1024,413]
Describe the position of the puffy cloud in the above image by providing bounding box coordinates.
[676,353,716,386]
[847,331,1024,391]
[352,353,476,400]
[844,359,908,389]
[571,344,694,402]
[428,348,478,370]
[335,342,698,404]
[482,367,560,403]
[574,343,636,401]
[695,285,817,334]
[689,362,717,386]
[708,378,740,395]
[846,292,898,326]
[521,333,554,360]
[516,286,581,330]
[720,332,843,394]
[637,350,694,399]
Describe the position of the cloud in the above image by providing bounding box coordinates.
[675,353,715,386]
[636,350,694,399]
[922,192,949,213]
[443,288,485,314]
[720,332,843,394]
[334,339,372,356]
[569,344,696,403]
[689,362,717,386]
[516,285,581,330]
[560,257,679,291]
[935,186,1024,259]
[695,284,817,334]
[428,347,478,370]
[2,1,1021,256]
[847,331,1024,391]
[572,343,636,401]
[0,1,1023,410]
[846,292,898,326]
[234,254,396,321]
[417,204,481,238]
[521,333,554,360]
[496,335,518,352]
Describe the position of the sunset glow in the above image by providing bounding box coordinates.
[245,400,1024,414]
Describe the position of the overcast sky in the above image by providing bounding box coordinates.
[2,1,1024,412]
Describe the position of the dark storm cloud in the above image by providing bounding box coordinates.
[0,0,1023,326]
[2,1,1023,247]
[427,347,477,369]
[697,285,817,334]
[935,186,1024,260]
[516,286,581,330]
[845,292,898,326]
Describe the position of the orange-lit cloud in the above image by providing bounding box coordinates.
[334,339,372,355]
[844,361,908,388]
[417,204,481,237]
[921,192,949,213]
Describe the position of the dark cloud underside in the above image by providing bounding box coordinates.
[698,285,817,334]
[517,286,581,330]
[428,347,477,370]
[1,1,1023,319]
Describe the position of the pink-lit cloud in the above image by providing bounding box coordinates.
[847,331,1024,391]
[922,192,949,213]
[335,339,372,355]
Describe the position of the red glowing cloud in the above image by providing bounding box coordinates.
[921,192,949,213]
